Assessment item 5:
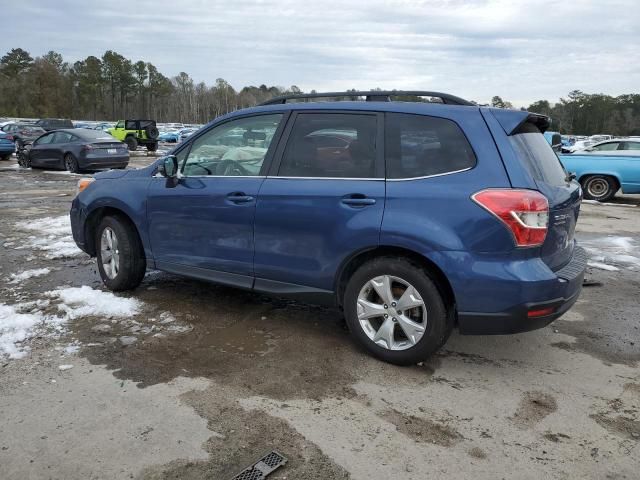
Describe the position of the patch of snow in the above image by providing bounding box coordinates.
[587,262,619,271]
[159,311,176,324]
[15,216,80,259]
[119,336,137,345]
[46,286,143,320]
[0,304,65,359]
[9,268,51,283]
[581,236,640,270]
[58,364,74,371]
[64,344,80,355]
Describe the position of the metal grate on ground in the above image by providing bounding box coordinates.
[230,451,287,480]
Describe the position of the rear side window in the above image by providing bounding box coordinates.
[509,123,567,186]
[279,113,377,178]
[385,113,476,179]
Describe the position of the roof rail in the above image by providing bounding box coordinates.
[260,91,474,106]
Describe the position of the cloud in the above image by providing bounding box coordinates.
[5,0,639,106]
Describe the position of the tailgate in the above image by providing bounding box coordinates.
[508,123,582,271]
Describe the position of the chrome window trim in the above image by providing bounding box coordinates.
[386,167,473,181]
[154,174,267,179]
[266,176,382,181]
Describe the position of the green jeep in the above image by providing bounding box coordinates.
[107,119,160,151]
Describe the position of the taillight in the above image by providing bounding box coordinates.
[472,189,549,247]
[19,130,29,135]
[82,144,95,151]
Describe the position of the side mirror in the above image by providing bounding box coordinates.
[158,155,178,178]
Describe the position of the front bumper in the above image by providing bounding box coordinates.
[456,246,587,335]
[70,198,89,254]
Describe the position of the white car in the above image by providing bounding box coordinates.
[575,139,640,156]
[567,140,595,152]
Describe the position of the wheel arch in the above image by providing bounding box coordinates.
[84,206,143,257]
[335,246,457,319]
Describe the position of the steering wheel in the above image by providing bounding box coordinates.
[187,162,214,175]
[216,159,247,176]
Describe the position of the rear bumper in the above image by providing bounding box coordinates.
[81,154,129,169]
[456,246,587,335]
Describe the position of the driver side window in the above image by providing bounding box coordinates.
[182,114,283,177]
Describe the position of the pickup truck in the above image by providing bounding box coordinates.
[559,153,640,201]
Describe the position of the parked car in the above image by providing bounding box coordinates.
[0,131,14,160]
[35,118,75,131]
[19,129,128,173]
[94,123,114,131]
[158,130,180,143]
[178,128,197,143]
[0,123,46,149]
[107,119,159,151]
[574,139,640,156]
[566,139,594,153]
[543,131,562,153]
[71,90,586,365]
[559,153,640,201]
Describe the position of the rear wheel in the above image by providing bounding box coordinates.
[581,175,617,202]
[344,257,452,365]
[95,215,146,291]
[125,136,138,151]
[146,142,158,152]
[64,153,79,173]
[0,153,11,161]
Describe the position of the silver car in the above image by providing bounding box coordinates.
[577,139,640,156]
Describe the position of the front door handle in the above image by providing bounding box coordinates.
[341,196,376,207]
[226,192,254,204]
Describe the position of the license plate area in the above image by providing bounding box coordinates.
[107,148,117,154]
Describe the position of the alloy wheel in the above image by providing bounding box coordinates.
[356,275,427,351]
[100,227,120,279]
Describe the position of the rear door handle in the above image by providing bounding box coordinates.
[341,197,376,207]
[226,192,254,204]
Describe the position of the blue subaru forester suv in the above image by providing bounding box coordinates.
[70,91,586,365]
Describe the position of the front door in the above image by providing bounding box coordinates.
[28,132,56,167]
[146,113,285,288]
[254,111,385,293]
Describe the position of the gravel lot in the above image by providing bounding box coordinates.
[1,153,639,480]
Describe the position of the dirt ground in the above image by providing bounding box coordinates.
[1,153,639,480]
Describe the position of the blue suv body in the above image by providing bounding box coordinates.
[71,91,586,365]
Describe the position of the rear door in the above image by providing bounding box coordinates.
[508,123,581,270]
[253,111,385,293]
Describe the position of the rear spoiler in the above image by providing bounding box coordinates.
[488,108,551,135]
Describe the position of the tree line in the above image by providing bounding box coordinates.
[1,47,639,136]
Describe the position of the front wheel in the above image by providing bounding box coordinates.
[343,257,452,365]
[581,175,617,202]
[17,150,31,168]
[96,215,146,291]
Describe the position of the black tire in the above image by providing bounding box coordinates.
[125,136,138,151]
[146,142,158,152]
[95,215,146,291]
[581,175,617,202]
[343,257,452,365]
[64,153,79,173]
[0,153,11,161]
[17,150,31,168]
[145,125,159,140]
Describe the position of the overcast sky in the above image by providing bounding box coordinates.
[5,0,639,106]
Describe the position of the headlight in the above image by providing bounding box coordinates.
[76,177,95,195]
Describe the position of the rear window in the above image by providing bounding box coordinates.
[509,123,567,186]
[385,113,476,179]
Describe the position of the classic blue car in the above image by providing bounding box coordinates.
[71,90,586,365]
[560,154,640,201]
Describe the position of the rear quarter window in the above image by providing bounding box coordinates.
[385,113,476,179]
[509,123,567,187]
